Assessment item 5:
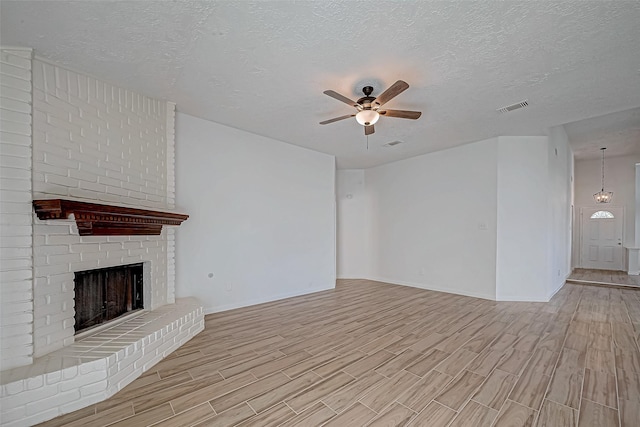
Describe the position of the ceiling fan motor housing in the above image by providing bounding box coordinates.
[357,86,376,109]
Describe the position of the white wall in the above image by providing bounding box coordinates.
[336,170,369,278]
[547,126,573,298]
[493,131,573,301]
[573,153,640,267]
[632,163,640,274]
[495,136,550,301]
[636,163,640,244]
[175,113,336,313]
[337,133,574,302]
[364,138,499,300]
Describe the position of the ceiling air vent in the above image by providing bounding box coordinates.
[496,100,529,114]
[382,140,404,148]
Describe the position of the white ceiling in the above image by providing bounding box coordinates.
[565,107,640,160]
[1,1,639,168]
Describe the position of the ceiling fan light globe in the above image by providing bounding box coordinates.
[356,110,380,126]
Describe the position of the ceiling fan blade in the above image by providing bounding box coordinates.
[374,80,409,107]
[379,109,422,120]
[319,114,355,125]
[364,125,375,135]
[323,90,359,107]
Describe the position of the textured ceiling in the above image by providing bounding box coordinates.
[2,1,639,168]
[565,108,640,160]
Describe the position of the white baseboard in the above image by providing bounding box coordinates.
[495,293,550,302]
[365,276,496,301]
[204,285,335,314]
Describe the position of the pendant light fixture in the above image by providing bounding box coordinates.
[593,147,613,203]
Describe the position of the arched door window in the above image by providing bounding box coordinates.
[590,210,614,219]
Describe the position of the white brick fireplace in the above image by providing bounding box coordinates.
[0,48,203,426]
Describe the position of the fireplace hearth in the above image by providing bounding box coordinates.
[74,263,144,333]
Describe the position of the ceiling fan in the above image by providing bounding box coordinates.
[319,80,421,135]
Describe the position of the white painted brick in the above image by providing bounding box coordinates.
[67,188,99,200]
[35,263,72,278]
[4,381,25,396]
[44,234,79,245]
[0,268,32,282]
[0,107,31,124]
[38,142,72,160]
[0,404,27,425]
[0,189,31,203]
[0,74,31,92]
[79,379,108,397]
[26,376,44,390]
[0,141,32,160]
[0,235,31,249]
[26,389,80,416]
[0,289,32,306]
[0,246,32,260]
[2,381,58,409]
[0,85,31,104]
[41,153,79,169]
[46,370,62,386]
[0,154,31,169]
[1,134,31,152]
[0,178,31,193]
[1,313,33,327]
[78,180,107,193]
[0,96,31,114]
[0,163,30,180]
[1,51,32,69]
[0,224,32,239]
[0,53,184,422]
[47,253,81,265]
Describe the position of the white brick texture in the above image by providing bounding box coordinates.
[30,58,175,358]
[0,48,34,372]
[0,54,197,426]
[0,299,204,427]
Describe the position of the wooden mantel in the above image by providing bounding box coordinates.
[33,199,189,236]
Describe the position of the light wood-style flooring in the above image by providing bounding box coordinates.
[38,280,640,427]
[568,269,640,288]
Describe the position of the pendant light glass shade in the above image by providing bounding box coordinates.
[593,147,613,203]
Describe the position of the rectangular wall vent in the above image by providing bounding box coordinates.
[497,100,529,114]
[383,140,404,147]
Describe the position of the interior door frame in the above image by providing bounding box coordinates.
[578,206,625,270]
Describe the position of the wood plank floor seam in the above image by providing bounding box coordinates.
[531,310,573,427]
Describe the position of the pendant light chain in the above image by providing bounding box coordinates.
[593,147,613,203]
[601,148,605,191]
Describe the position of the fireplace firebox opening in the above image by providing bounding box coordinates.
[74,263,144,334]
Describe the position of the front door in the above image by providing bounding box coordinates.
[580,207,624,270]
